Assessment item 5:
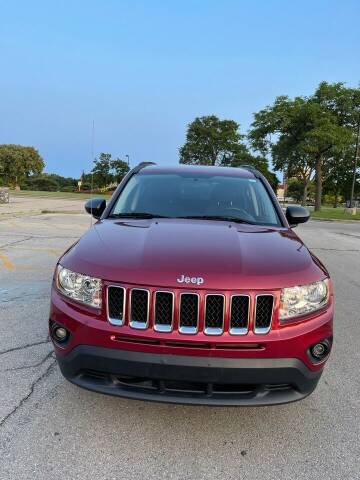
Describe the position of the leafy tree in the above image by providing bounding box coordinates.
[249,96,315,205]
[47,173,77,189]
[111,158,130,183]
[92,153,113,188]
[20,173,78,192]
[273,147,315,206]
[80,182,92,191]
[80,172,95,189]
[287,178,315,203]
[91,153,130,188]
[179,115,278,190]
[287,156,314,207]
[179,116,246,166]
[286,179,303,203]
[322,148,359,206]
[249,94,351,211]
[314,82,360,129]
[313,82,360,206]
[21,175,59,191]
[0,144,44,186]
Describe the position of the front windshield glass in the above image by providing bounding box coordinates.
[110,172,281,226]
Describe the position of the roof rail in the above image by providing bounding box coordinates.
[132,161,156,173]
[238,164,262,178]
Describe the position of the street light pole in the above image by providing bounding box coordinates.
[126,154,130,166]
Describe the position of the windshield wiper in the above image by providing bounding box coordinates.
[109,212,170,219]
[179,215,254,224]
[109,213,254,224]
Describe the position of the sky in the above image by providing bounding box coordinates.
[1,0,360,178]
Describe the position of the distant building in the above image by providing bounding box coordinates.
[276,183,285,200]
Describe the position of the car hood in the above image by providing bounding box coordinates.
[60,219,328,290]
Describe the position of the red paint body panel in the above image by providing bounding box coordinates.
[60,219,328,290]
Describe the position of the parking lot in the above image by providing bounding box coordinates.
[0,197,359,480]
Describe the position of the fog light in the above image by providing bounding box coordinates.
[310,341,329,360]
[54,326,68,342]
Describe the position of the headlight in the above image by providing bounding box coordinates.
[279,279,329,321]
[56,265,102,308]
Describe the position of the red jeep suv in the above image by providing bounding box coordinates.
[50,163,333,405]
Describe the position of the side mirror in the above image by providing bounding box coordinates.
[85,198,106,219]
[286,205,310,227]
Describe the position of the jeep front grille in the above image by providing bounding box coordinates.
[204,295,225,335]
[230,295,250,335]
[254,295,274,334]
[154,291,174,332]
[129,289,149,329]
[107,286,275,335]
[107,286,126,326]
[179,293,199,334]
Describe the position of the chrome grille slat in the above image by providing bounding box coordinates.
[254,294,274,334]
[204,294,225,335]
[230,295,249,335]
[179,293,199,334]
[130,289,150,329]
[154,291,174,332]
[107,286,126,326]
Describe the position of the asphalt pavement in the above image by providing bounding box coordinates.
[0,202,359,480]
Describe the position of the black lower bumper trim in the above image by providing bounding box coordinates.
[56,345,322,406]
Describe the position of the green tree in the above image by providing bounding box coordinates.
[47,173,77,190]
[274,147,315,206]
[286,179,303,203]
[0,144,44,186]
[111,158,130,183]
[179,115,278,190]
[313,82,360,206]
[323,149,358,206]
[21,175,59,191]
[90,153,130,188]
[80,172,95,189]
[249,94,351,211]
[92,153,113,188]
[249,96,316,206]
[179,115,246,166]
[287,178,315,203]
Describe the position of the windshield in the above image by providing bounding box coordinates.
[110,172,281,226]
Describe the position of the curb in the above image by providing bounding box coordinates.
[310,217,360,223]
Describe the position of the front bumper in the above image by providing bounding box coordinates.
[56,345,322,406]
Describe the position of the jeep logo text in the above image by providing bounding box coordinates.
[177,275,204,285]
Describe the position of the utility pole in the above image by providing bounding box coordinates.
[90,120,95,227]
[350,118,360,207]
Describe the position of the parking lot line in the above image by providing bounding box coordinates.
[0,252,14,269]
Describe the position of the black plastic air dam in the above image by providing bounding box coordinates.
[55,345,322,406]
